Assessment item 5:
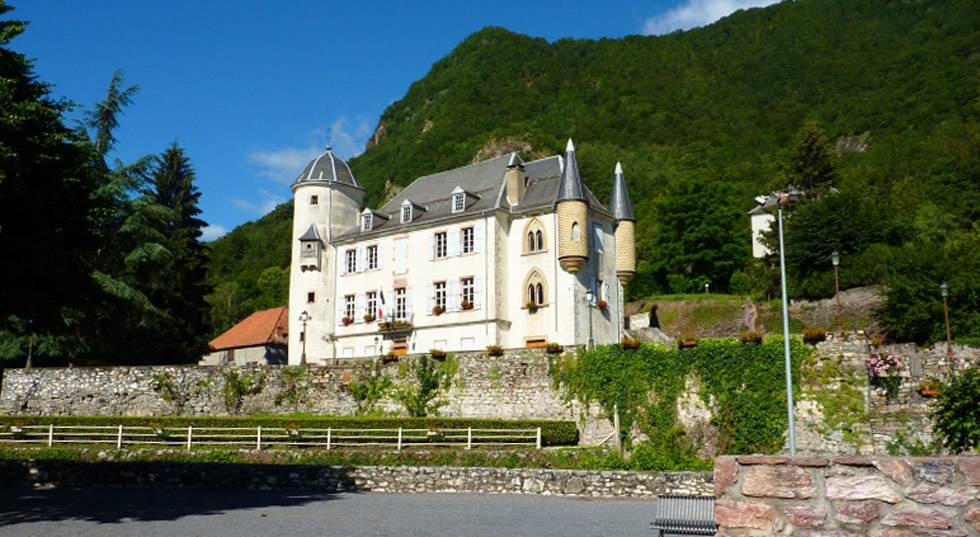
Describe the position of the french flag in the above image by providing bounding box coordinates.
[378,290,386,318]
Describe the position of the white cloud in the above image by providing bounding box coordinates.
[230,189,286,217]
[246,116,374,185]
[643,0,779,35]
[200,224,228,242]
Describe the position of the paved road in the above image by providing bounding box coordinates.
[0,487,657,536]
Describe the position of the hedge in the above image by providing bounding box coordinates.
[0,415,578,447]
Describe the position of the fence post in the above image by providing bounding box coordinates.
[48,424,53,447]
[186,426,192,451]
[536,427,542,450]
[256,426,262,451]
[467,427,472,450]
[397,427,402,452]
[117,425,123,449]
[326,428,332,450]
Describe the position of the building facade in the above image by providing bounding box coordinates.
[287,139,636,364]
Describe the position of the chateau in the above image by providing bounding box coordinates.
[287,139,637,364]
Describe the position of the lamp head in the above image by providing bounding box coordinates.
[585,290,594,303]
[831,250,840,267]
[299,310,311,322]
[940,282,948,298]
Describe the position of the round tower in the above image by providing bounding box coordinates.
[556,139,589,273]
[288,147,364,365]
[610,162,636,284]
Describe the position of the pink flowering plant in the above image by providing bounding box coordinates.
[865,349,904,400]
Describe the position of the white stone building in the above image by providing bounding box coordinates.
[287,139,637,364]
[749,205,775,258]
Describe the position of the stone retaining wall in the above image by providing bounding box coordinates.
[0,459,711,499]
[714,455,980,535]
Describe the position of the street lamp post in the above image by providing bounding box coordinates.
[585,290,595,349]
[758,187,803,456]
[940,282,954,372]
[298,310,311,365]
[831,250,842,333]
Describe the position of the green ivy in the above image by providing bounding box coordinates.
[222,369,266,414]
[552,339,805,467]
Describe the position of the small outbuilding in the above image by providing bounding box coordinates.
[200,307,289,365]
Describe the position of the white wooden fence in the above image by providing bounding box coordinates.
[0,424,543,451]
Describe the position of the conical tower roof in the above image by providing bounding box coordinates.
[555,139,587,203]
[609,162,635,221]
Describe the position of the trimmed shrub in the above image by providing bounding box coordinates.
[933,366,980,453]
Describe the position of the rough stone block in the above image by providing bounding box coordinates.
[782,505,827,528]
[833,456,874,466]
[965,506,980,531]
[791,457,830,467]
[742,465,816,499]
[834,500,880,524]
[880,506,951,529]
[735,455,788,465]
[958,458,980,485]
[872,458,913,485]
[715,500,773,530]
[914,459,955,484]
[713,456,737,496]
[826,475,901,503]
[906,482,977,506]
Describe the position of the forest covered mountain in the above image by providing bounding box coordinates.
[208,0,979,342]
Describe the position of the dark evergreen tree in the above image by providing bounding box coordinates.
[0,3,109,365]
[148,144,212,362]
[787,122,837,194]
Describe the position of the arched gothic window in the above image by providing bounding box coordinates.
[522,269,548,307]
[522,218,547,254]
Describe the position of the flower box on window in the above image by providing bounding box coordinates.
[432,305,445,316]
[596,299,608,311]
[341,316,354,326]
[525,301,539,313]
[363,314,376,323]
[460,300,474,311]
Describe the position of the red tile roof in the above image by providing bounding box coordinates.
[209,307,288,351]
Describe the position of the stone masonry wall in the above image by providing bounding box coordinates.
[796,334,980,455]
[714,455,980,536]
[0,350,615,445]
[0,459,712,499]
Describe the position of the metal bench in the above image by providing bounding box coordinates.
[651,495,717,536]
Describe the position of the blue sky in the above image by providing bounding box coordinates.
[10,0,776,240]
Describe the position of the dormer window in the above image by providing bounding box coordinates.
[362,212,373,232]
[297,224,322,271]
[401,201,413,224]
[452,186,466,213]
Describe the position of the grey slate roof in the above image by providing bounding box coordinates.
[556,139,587,203]
[332,149,612,242]
[298,224,321,241]
[293,147,361,188]
[609,162,635,221]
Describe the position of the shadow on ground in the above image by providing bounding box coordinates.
[0,486,343,525]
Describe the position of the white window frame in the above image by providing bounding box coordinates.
[452,192,465,213]
[366,244,378,270]
[395,288,407,320]
[434,231,448,259]
[461,277,474,304]
[401,202,413,224]
[345,249,357,273]
[366,291,378,318]
[344,295,355,319]
[462,227,474,254]
[362,213,372,232]
[435,281,447,310]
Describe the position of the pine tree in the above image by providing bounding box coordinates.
[149,144,212,362]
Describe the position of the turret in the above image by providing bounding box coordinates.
[287,147,364,364]
[555,139,589,273]
[609,162,636,284]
